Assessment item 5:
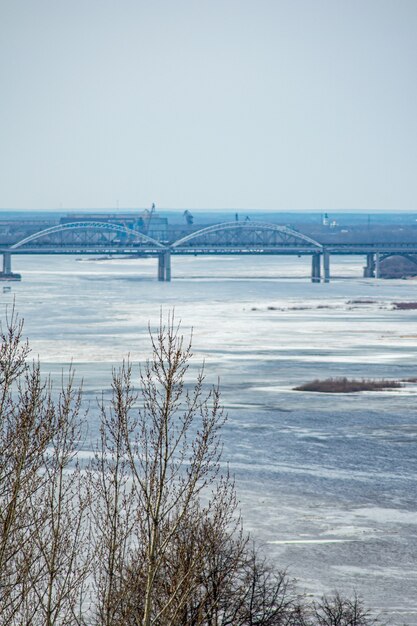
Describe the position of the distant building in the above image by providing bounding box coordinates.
[60,212,169,241]
[0,220,56,244]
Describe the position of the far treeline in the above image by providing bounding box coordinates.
[0,311,386,625]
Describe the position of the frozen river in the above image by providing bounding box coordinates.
[2,253,417,624]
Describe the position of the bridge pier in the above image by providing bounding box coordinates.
[0,252,21,281]
[158,251,171,282]
[375,251,380,278]
[311,253,321,283]
[3,252,11,275]
[322,251,330,283]
[364,253,375,277]
[165,251,171,282]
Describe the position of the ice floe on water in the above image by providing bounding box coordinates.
[2,254,417,624]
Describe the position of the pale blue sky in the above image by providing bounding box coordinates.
[1,0,416,211]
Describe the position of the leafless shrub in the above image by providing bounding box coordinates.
[310,592,379,626]
[107,517,304,626]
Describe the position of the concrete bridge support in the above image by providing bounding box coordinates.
[0,252,21,281]
[158,251,171,282]
[364,253,375,277]
[3,252,11,275]
[322,251,330,283]
[375,251,380,278]
[311,253,321,283]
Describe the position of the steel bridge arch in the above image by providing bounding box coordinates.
[171,221,323,249]
[10,221,167,250]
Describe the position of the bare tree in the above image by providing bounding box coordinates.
[0,310,90,625]
[20,370,91,626]
[109,510,307,626]
[91,362,136,626]
[0,308,56,623]
[91,315,311,626]
[126,316,232,626]
[223,545,302,626]
[92,315,235,626]
[310,592,379,626]
[110,481,246,626]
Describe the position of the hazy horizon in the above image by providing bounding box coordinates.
[1,0,416,211]
[1,206,417,217]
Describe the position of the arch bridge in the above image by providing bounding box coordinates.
[171,221,322,252]
[2,221,169,280]
[1,219,416,282]
[0,220,325,282]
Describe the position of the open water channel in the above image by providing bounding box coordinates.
[1,253,417,624]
